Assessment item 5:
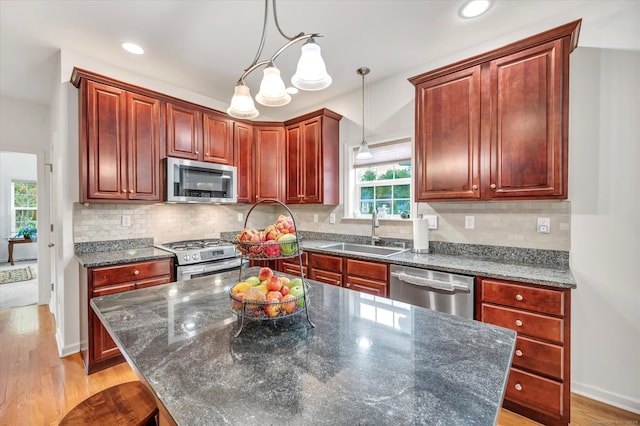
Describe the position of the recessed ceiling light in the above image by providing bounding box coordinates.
[122,42,144,55]
[459,0,492,19]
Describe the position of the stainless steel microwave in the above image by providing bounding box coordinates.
[164,157,237,203]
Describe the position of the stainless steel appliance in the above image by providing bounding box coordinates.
[389,264,474,319]
[156,239,244,281]
[165,157,237,203]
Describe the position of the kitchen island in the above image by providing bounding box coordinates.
[91,267,516,426]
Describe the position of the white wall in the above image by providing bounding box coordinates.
[568,47,640,412]
[0,152,38,261]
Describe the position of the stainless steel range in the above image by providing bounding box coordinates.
[156,239,244,281]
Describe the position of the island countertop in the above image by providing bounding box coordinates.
[91,268,516,426]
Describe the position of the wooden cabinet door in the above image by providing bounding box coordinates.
[234,121,254,203]
[285,123,303,203]
[84,80,128,201]
[487,39,566,199]
[254,125,285,202]
[127,92,161,201]
[166,102,202,160]
[203,111,234,165]
[91,283,135,362]
[300,117,322,203]
[414,66,481,201]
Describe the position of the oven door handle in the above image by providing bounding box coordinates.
[390,271,470,293]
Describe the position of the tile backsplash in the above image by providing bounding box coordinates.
[73,200,570,251]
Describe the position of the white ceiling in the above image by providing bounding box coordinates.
[1,1,638,120]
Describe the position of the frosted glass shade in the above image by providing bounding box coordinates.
[356,141,372,159]
[227,84,259,119]
[255,66,291,107]
[291,42,332,91]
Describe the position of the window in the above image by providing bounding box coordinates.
[12,181,37,235]
[347,138,413,219]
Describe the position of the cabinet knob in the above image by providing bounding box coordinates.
[133,270,140,276]
[345,283,350,287]
[515,349,523,357]
[129,189,134,193]
[514,383,523,391]
[122,189,127,193]
[515,319,523,327]
[472,184,478,190]
[195,151,199,155]
[206,152,209,156]
[490,183,496,189]
[515,294,523,301]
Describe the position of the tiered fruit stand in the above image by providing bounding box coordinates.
[229,199,314,337]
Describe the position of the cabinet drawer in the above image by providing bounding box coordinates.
[92,259,172,287]
[310,269,342,287]
[309,253,343,272]
[345,259,388,281]
[92,283,136,297]
[481,279,564,316]
[481,304,564,344]
[135,276,172,289]
[506,368,563,417]
[346,276,387,297]
[513,336,563,381]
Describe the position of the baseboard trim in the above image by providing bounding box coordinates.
[572,381,640,414]
[55,330,80,358]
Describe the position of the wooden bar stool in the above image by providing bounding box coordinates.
[59,381,158,425]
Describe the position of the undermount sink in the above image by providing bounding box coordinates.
[318,242,409,257]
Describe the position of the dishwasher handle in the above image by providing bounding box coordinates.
[390,271,471,293]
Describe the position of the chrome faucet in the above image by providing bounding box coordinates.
[371,209,380,245]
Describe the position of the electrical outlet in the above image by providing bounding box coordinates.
[121,215,131,227]
[537,217,550,234]
[329,213,336,224]
[424,215,438,230]
[465,216,475,229]
[237,213,243,223]
[313,214,319,223]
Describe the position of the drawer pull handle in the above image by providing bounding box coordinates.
[515,319,523,327]
[515,383,523,391]
[346,283,350,288]
[515,294,523,301]
[133,270,140,276]
[515,349,523,357]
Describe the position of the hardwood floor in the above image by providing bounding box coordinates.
[1,304,638,425]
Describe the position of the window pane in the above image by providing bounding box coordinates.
[359,169,377,182]
[375,186,392,199]
[377,168,396,180]
[360,201,374,214]
[360,187,374,200]
[393,200,411,215]
[393,184,410,198]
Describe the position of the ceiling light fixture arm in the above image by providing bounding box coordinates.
[236,32,323,85]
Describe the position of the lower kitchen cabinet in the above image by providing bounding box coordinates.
[306,252,390,297]
[80,258,174,374]
[476,276,571,426]
[276,252,308,277]
[309,253,343,287]
[344,258,389,297]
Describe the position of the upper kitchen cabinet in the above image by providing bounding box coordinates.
[72,70,162,203]
[165,101,203,161]
[254,123,285,202]
[203,111,234,165]
[284,109,342,205]
[409,20,580,202]
[234,121,255,203]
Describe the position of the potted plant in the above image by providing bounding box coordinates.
[17,227,36,240]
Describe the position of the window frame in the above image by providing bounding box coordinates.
[11,180,38,235]
[344,136,415,220]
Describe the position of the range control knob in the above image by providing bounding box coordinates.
[193,253,200,260]
[183,254,191,262]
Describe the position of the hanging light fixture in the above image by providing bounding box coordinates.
[356,67,372,160]
[227,0,332,119]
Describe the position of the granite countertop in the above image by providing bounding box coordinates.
[92,267,516,426]
[75,238,174,268]
[301,240,576,289]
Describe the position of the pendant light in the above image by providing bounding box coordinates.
[227,0,332,119]
[356,67,372,160]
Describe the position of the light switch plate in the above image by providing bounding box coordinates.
[425,215,438,230]
[329,213,336,224]
[313,214,319,223]
[537,217,550,233]
[237,213,243,223]
[121,215,131,227]
[465,216,475,229]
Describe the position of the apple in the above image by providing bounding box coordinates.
[258,267,273,282]
[289,278,303,289]
[266,276,283,292]
[277,233,298,256]
[245,276,261,286]
[264,300,281,317]
[231,293,244,310]
[280,285,289,297]
[266,290,283,301]
[288,285,306,307]
[263,241,281,258]
[281,294,297,314]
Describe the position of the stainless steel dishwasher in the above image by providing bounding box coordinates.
[389,265,475,319]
